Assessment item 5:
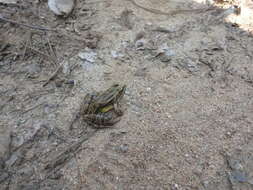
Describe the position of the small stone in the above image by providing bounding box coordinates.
[55,79,64,87]
[111,50,124,59]
[135,39,146,50]
[65,79,75,85]
[0,0,17,4]
[206,0,214,6]
[62,60,71,74]
[78,49,97,63]
[119,144,128,153]
[17,167,33,177]
[202,180,209,188]
[194,166,203,176]
[48,0,75,17]
[155,43,175,62]
[26,63,41,74]
[134,31,145,42]
[230,170,248,183]
[168,163,173,169]
[171,183,179,190]
[240,0,253,22]
[227,157,244,171]
[44,104,57,113]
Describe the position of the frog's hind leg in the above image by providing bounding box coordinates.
[84,113,121,128]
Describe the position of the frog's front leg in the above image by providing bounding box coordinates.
[113,101,124,116]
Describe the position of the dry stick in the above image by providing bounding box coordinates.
[22,32,32,60]
[0,15,56,32]
[127,0,216,15]
[23,43,57,64]
[22,102,44,114]
[22,40,28,61]
[42,64,63,87]
[43,53,80,87]
[47,37,57,64]
[21,35,61,86]
[44,37,58,68]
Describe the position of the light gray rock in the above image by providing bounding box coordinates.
[0,0,17,4]
[78,49,97,63]
[48,0,75,17]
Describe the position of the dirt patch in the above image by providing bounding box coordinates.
[1,0,253,189]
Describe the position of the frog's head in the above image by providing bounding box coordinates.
[112,84,126,93]
[110,84,126,100]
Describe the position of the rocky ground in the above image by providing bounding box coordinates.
[1,0,253,189]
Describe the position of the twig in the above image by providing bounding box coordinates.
[22,39,28,61]
[42,64,63,87]
[69,62,79,73]
[23,88,55,102]
[47,37,57,64]
[127,0,216,15]
[44,37,58,68]
[151,27,174,33]
[41,125,67,143]
[85,0,107,4]
[21,43,57,64]
[0,15,56,32]
[22,102,44,114]
[22,32,32,60]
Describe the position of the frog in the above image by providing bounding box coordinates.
[80,84,126,127]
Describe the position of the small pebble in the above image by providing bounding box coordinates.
[78,49,97,63]
[48,0,75,17]
[171,183,179,190]
[0,0,17,4]
[119,144,128,153]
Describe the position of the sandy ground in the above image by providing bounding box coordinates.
[1,0,253,189]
